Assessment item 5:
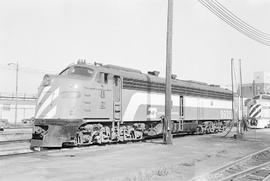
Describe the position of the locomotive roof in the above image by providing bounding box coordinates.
[64,62,232,98]
[99,64,230,94]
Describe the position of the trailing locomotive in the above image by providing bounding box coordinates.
[30,61,232,149]
[246,94,270,128]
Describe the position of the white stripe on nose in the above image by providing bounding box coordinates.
[44,106,57,119]
[36,87,59,118]
[37,86,51,105]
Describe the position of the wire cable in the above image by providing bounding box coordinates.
[208,0,270,44]
[211,0,270,39]
[199,0,270,46]
[0,64,56,74]
[201,0,270,45]
[202,0,270,44]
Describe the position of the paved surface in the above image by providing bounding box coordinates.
[1,129,270,181]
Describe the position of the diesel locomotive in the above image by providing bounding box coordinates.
[30,61,232,149]
[246,94,270,128]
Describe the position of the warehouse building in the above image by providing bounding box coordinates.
[242,72,270,98]
[0,92,36,126]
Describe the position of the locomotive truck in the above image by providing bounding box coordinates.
[30,61,232,149]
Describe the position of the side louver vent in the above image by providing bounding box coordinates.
[123,78,232,100]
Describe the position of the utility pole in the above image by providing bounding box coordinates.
[239,59,243,134]
[231,59,235,132]
[8,62,19,126]
[163,0,173,144]
[252,80,256,97]
[231,58,243,139]
[15,62,18,126]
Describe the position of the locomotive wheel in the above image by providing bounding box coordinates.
[134,131,143,140]
[74,123,148,146]
[196,125,204,135]
[208,122,215,133]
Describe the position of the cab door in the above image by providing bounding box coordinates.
[113,76,122,123]
[179,95,184,131]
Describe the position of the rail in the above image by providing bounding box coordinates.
[191,147,270,181]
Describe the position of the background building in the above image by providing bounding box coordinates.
[0,92,36,126]
[242,72,270,98]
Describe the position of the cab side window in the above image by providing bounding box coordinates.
[98,72,109,84]
[104,73,108,84]
[113,76,121,102]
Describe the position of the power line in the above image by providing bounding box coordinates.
[200,0,270,45]
[210,0,270,43]
[20,66,56,74]
[211,0,270,39]
[203,0,270,45]
[199,0,270,46]
[0,64,57,74]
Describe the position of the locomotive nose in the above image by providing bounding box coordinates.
[31,78,86,149]
[31,65,96,148]
[35,78,84,119]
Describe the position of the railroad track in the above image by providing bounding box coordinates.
[0,133,187,157]
[0,138,150,158]
[0,135,151,157]
[192,147,270,181]
[0,139,29,145]
[221,161,270,181]
[0,131,224,158]
[0,140,33,157]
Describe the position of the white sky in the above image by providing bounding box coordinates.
[0,0,270,94]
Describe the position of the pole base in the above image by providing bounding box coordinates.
[233,133,243,139]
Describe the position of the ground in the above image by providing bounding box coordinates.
[1,129,270,181]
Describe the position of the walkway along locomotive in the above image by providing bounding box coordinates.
[30,61,232,149]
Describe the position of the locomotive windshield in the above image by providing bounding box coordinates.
[59,66,94,78]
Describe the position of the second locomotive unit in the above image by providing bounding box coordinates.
[31,61,232,149]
